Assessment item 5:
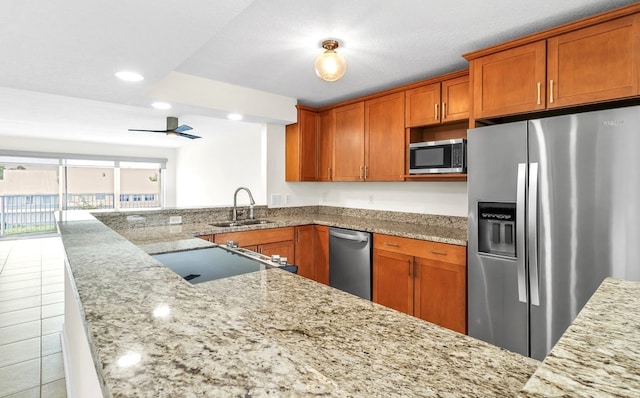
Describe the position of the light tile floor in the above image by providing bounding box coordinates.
[0,236,67,398]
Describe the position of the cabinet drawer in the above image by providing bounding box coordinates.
[214,227,295,247]
[374,234,466,265]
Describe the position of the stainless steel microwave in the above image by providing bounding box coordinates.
[409,138,466,174]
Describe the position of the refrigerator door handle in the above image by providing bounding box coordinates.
[528,162,541,306]
[516,163,527,303]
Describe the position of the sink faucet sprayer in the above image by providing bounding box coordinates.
[233,187,256,221]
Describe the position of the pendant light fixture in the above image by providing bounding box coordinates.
[314,40,346,82]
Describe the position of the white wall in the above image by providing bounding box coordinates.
[265,124,468,217]
[3,123,468,216]
[175,117,266,207]
[0,136,178,206]
[265,123,320,207]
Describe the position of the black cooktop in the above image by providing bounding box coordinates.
[152,246,270,284]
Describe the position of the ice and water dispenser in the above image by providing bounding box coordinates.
[477,202,516,257]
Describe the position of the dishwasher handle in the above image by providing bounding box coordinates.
[329,229,370,243]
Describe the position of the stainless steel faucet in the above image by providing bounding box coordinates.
[232,187,255,221]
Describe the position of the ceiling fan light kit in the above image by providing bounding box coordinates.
[128,116,201,139]
[314,39,346,82]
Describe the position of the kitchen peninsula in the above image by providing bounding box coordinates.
[58,209,640,397]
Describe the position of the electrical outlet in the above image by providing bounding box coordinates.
[271,194,282,206]
[169,216,182,225]
[369,195,375,204]
[285,194,291,205]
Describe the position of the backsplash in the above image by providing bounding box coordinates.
[92,206,269,229]
[268,206,467,229]
[93,205,467,231]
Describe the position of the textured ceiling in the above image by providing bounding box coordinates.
[0,0,636,147]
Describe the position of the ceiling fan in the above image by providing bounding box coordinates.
[128,116,201,139]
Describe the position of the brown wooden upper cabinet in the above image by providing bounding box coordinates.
[365,92,405,181]
[405,75,470,127]
[333,92,405,182]
[317,109,334,182]
[285,107,318,181]
[469,12,640,120]
[333,102,365,181]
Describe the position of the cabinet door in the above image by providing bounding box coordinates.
[547,14,640,109]
[414,257,466,334]
[365,92,405,181]
[333,102,365,181]
[214,227,295,247]
[317,109,334,182]
[405,83,441,127]
[285,109,318,181]
[373,249,414,315]
[196,234,214,242]
[441,75,470,122]
[259,240,294,262]
[313,225,329,285]
[294,225,315,279]
[472,41,546,119]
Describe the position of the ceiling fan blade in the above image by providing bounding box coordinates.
[128,129,170,133]
[177,132,201,140]
[174,124,193,133]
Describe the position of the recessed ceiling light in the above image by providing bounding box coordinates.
[227,113,243,121]
[115,71,144,82]
[151,102,171,110]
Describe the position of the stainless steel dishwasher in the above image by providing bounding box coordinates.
[329,227,372,300]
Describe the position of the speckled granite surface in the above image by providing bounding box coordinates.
[520,278,640,397]
[111,211,468,247]
[58,211,538,397]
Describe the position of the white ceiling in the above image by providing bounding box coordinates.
[0,0,635,148]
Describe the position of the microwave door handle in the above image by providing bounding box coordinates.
[516,163,527,303]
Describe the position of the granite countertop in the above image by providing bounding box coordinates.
[520,278,640,397]
[115,213,469,247]
[58,211,538,397]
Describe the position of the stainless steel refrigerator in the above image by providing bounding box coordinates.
[467,105,640,360]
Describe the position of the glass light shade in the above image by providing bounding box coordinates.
[314,50,346,81]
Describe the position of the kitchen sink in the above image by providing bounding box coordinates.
[210,219,273,228]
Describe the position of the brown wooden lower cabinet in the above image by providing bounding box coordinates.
[373,249,413,314]
[196,234,214,242]
[214,227,295,260]
[313,225,329,285]
[294,225,315,279]
[373,233,467,334]
[258,240,294,260]
[414,257,466,334]
[293,225,329,284]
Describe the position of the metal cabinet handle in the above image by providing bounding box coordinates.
[537,82,541,105]
[429,250,447,256]
[549,80,554,104]
[434,103,439,120]
[516,163,527,304]
[442,102,446,119]
[384,242,399,247]
[359,166,364,180]
[364,165,368,180]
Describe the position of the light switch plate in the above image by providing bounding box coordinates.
[271,194,282,206]
[169,216,182,225]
